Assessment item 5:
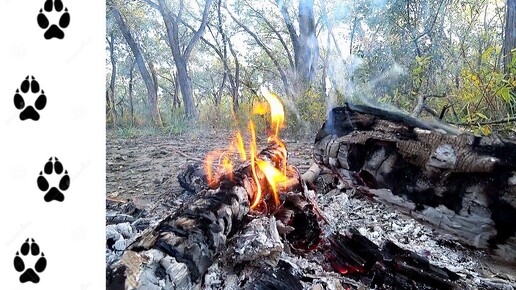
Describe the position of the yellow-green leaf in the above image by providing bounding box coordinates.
[475,112,488,120]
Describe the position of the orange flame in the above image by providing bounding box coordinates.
[252,102,269,115]
[261,88,285,138]
[236,132,246,161]
[256,159,288,206]
[222,156,233,181]
[249,121,263,209]
[204,150,222,186]
[203,88,289,210]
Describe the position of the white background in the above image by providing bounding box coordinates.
[0,0,105,289]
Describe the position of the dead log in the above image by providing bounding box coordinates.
[314,103,516,258]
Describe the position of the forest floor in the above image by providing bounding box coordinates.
[106,129,516,289]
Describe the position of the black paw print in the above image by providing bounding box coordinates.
[37,0,70,39]
[13,238,47,283]
[37,157,70,202]
[14,76,47,121]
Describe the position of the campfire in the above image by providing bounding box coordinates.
[106,94,516,290]
[203,88,292,211]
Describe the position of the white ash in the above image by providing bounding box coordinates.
[227,216,283,267]
[318,188,481,280]
[106,185,515,289]
[106,222,137,265]
[204,263,240,290]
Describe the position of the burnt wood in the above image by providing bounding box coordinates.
[326,229,461,290]
[314,103,516,257]
[107,143,291,290]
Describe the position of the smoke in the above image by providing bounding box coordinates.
[324,0,407,114]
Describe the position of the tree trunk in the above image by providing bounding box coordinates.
[148,61,163,126]
[297,0,318,87]
[504,0,516,75]
[107,32,117,127]
[128,60,136,126]
[153,0,213,119]
[172,71,181,108]
[176,59,196,117]
[277,0,318,96]
[111,4,161,127]
[230,40,240,113]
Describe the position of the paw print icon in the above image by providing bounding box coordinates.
[37,0,70,39]
[14,76,47,121]
[13,238,47,283]
[37,157,71,202]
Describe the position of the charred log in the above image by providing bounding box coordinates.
[273,192,322,251]
[107,175,251,289]
[107,199,146,225]
[314,103,516,257]
[242,260,303,290]
[326,229,461,290]
[177,163,208,193]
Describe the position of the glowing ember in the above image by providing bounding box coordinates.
[203,88,290,210]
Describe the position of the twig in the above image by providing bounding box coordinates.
[450,116,516,126]
[278,163,321,191]
[169,147,204,162]
[411,94,445,117]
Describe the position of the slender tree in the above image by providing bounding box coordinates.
[144,0,213,119]
[276,0,319,96]
[504,0,516,74]
[110,1,162,126]
[106,31,117,127]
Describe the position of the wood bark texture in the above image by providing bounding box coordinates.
[504,0,516,75]
[314,103,516,258]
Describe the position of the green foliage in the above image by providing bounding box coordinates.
[411,56,432,93]
[161,108,193,135]
[286,88,327,135]
[450,45,516,134]
[107,0,516,137]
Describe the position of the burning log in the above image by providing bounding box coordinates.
[106,142,292,290]
[314,103,516,258]
[107,89,308,289]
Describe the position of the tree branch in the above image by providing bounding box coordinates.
[226,6,292,97]
[411,94,445,117]
[184,0,214,59]
[451,117,516,126]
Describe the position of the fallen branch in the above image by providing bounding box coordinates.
[451,116,516,126]
[411,94,445,117]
